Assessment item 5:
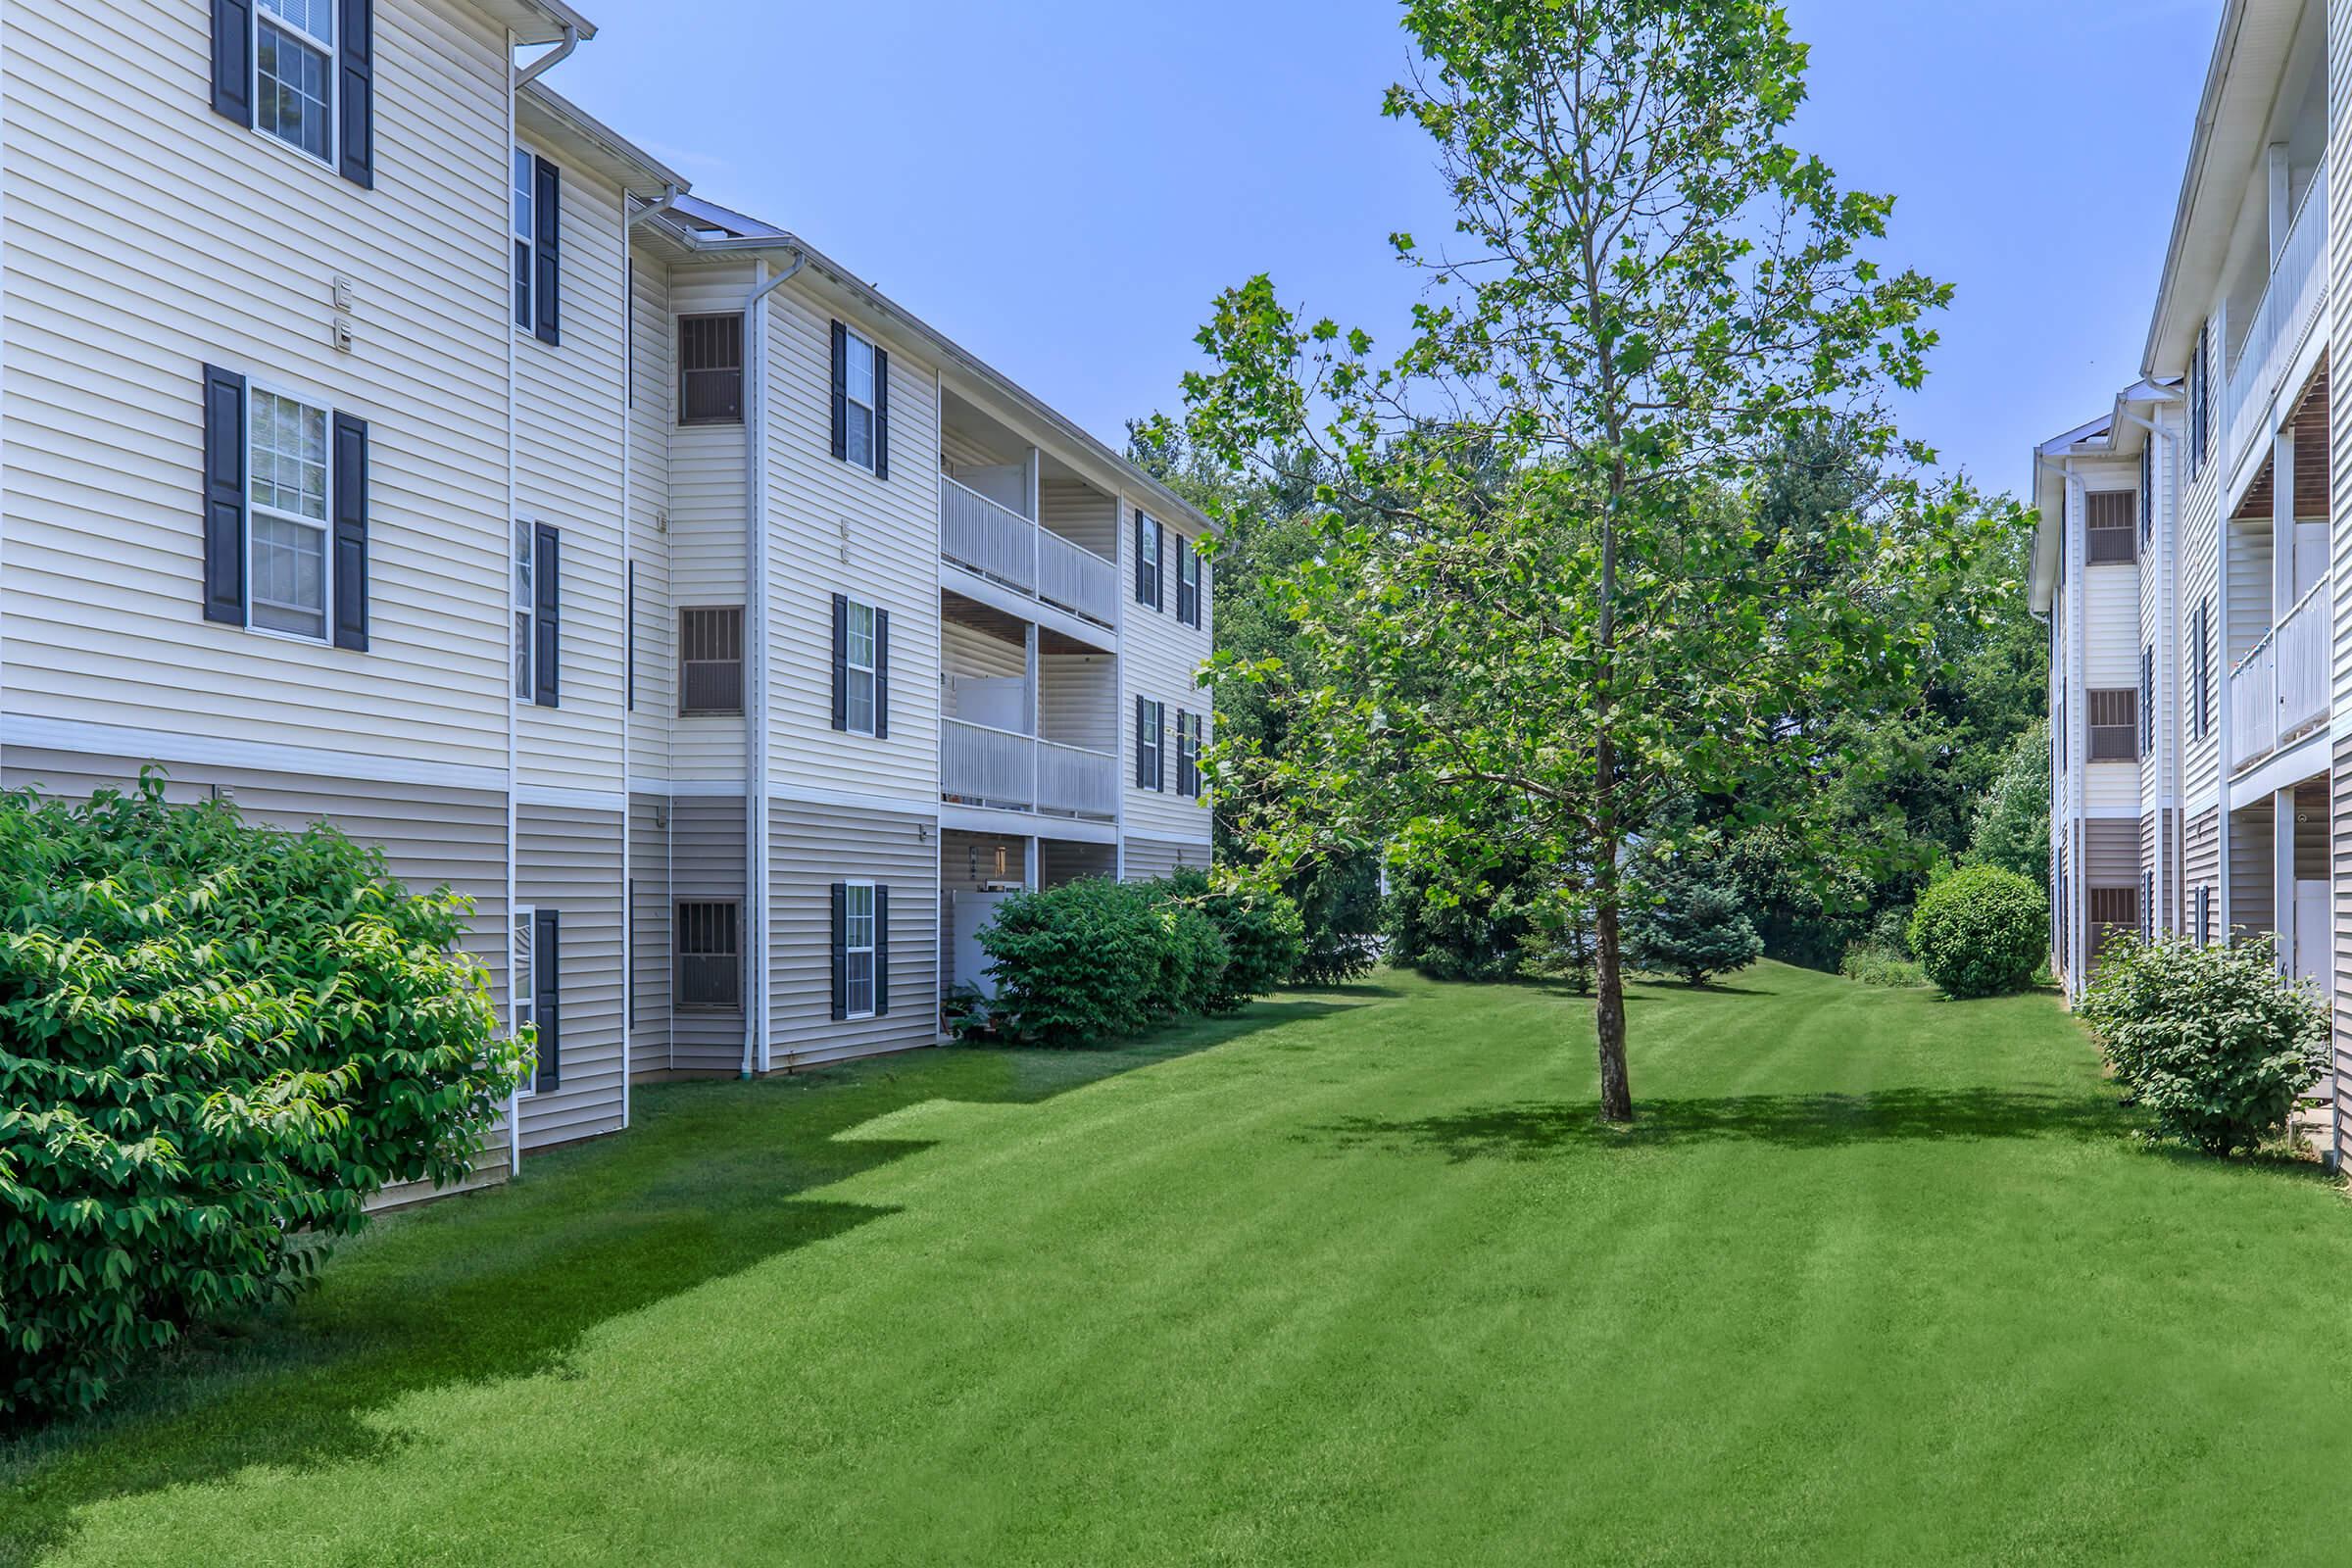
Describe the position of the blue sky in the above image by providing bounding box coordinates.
[550,0,2219,498]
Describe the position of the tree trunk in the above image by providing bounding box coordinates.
[1592,853,1634,1124]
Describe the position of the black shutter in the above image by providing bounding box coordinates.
[1135,512,1148,604]
[212,0,253,125]
[1177,709,1191,796]
[829,321,849,461]
[534,524,561,707]
[331,413,369,651]
[1154,523,1166,612]
[873,885,891,1016]
[338,0,373,188]
[830,593,850,730]
[872,346,891,481]
[873,609,891,739]
[201,366,248,625]
[829,882,849,1021]
[533,157,562,346]
[1198,556,1210,627]
[626,563,636,712]
[534,907,561,1093]
[1136,695,1150,788]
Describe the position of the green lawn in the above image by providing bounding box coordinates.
[8,963,2352,1565]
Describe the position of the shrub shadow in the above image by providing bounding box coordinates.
[1314,1087,2129,1161]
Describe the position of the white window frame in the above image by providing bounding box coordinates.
[513,517,535,702]
[253,0,338,170]
[512,904,538,1099]
[1140,698,1164,792]
[513,145,549,336]
[844,880,877,1021]
[1179,543,1201,627]
[843,328,878,471]
[1139,514,1163,607]
[1178,711,1203,797]
[245,379,335,645]
[845,598,879,737]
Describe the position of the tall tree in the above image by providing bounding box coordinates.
[1169,0,2021,1121]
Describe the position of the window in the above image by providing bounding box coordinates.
[2084,492,2136,564]
[1177,542,1203,627]
[1177,711,1203,797]
[680,314,744,425]
[513,519,534,700]
[1137,697,1165,791]
[513,148,536,331]
[257,0,334,164]
[843,882,876,1019]
[512,906,537,1097]
[2088,886,2138,956]
[249,387,332,640]
[845,600,878,735]
[679,606,745,716]
[2189,322,2210,479]
[2087,689,2138,761]
[842,329,878,469]
[1136,513,1163,608]
[675,900,742,1012]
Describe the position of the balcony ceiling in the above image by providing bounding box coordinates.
[2231,360,2329,521]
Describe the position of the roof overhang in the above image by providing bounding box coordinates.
[518,83,685,196]
[2028,380,2179,613]
[2142,0,2309,376]
[478,0,598,49]
[638,204,1219,536]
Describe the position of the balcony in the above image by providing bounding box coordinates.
[2224,178,2328,489]
[940,476,1120,629]
[2230,573,2330,771]
[941,719,1118,820]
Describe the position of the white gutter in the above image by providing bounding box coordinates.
[513,24,580,88]
[739,250,808,1080]
[629,184,684,229]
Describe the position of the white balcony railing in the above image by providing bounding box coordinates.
[942,719,1118,821]
[2230,574,2331,771]
[2224,178,2328,484]
[939,475,1119,628]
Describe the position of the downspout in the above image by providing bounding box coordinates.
[629,184,683,230]
[738,249,808,1080]
[513,24,580,88]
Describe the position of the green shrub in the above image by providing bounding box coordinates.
[1286,856,1382,987]
[1146,898,1231,1020]
[1624,861,1765,987]
[2078,936,2328,1156]
[1386,858,1536,982]
[1520,885,1597,994]
[980,878,1167,1048]
[1906,866,2048,999]
[0,776,524,1421]
[1169,869,1305,1012]
[1839,943,1925,988]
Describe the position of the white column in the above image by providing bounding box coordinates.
[1024,836,1040,892]
[2277,786,2299,978]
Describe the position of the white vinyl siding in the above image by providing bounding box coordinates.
[2,0,514,771]
[627,255,676,781]
[664,264,758,782]
[1118,486,1215,848]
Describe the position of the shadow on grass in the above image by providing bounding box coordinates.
[1315,1087,2132,1161]
[0,997,1335,1566]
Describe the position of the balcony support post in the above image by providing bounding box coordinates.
[2277,786,2298,981]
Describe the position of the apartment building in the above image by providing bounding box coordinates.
[2034,0,2344,1155]
[0,0,1215,1192]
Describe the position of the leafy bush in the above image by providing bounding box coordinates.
[981,873,1300,1047]
[2078,936,2328,1156]
[1170,869,1305,1012]
[1906,866,2047,999]
[1839,943,1925,988]
[1624,859,1764,987]
[0,776,524,1420]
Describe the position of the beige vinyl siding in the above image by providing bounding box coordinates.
[1117,499,1215,847]
[761,284,941,808]
[1,0,511,770]
[2229,522,2276,662]
[768,800,938,1069]
[1121,836,1213,883]
[515,806,626,1152]
[514,154,630,793]
[2185,808,2222,928]
[1042,653,1119,752]
[628,252,677,780]
[667,264,759,781]
[2230,798,2277,935]
[1041,477,1119,559]
[669,795,749,1074]
[943,619,1027,683]
[629,794,672,1068]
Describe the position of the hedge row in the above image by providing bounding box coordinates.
[976,870,1303,1048]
